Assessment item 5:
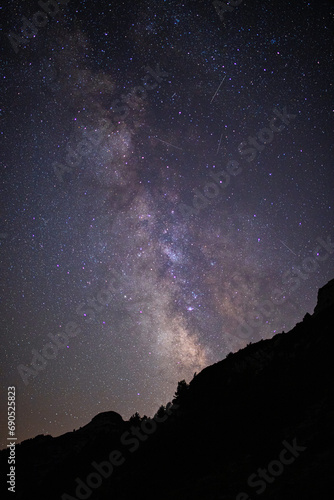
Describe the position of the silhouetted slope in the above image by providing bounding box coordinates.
[1,279,334,500]
[110,285,334,500]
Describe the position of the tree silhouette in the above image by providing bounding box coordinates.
[129,412,141,425]
[155,405,166,419]
[173,379,189,404]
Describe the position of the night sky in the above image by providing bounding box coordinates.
[1,0,333,447]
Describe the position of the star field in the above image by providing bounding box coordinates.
[0,0,333,446]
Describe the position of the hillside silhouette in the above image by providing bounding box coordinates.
[1,279,334,500]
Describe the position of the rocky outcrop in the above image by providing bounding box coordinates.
[313,278,334,315]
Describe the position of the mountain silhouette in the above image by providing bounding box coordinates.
[1,278,334,500]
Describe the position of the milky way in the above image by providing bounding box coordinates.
[1,0,333,446]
